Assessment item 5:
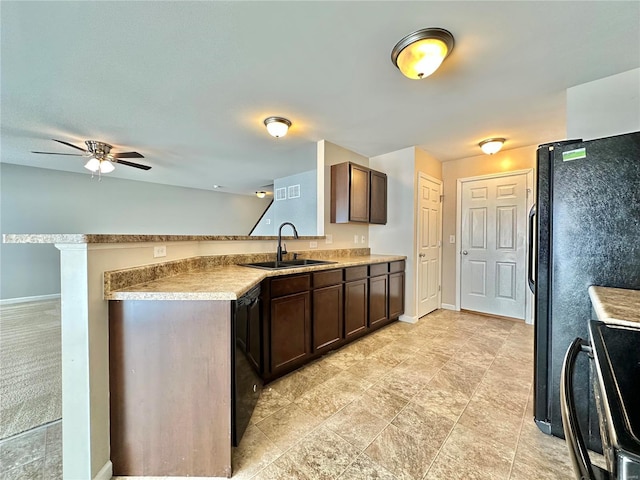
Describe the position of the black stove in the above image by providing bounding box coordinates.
[590,321,640,479]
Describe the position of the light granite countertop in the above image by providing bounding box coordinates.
[589,286,640,327]
[107,254,406,301]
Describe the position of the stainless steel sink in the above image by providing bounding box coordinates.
[241,259,336,270]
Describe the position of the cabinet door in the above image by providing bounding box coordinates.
[270,292,311,375]
[313,284,343,352]
[369,170,387,224]
[344,279,368,338]
[389,272,405,319]
[246,296,262,373]
[369,274,388,327]
[349,164,370,222]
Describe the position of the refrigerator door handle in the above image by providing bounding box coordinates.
[560,338,608,480]
[527,205,536,293]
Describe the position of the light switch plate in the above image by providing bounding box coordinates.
[449,235,456,244]
[325,234,333,244]
[153,245,167,258]
[354,234,359,244]
[310,241,318,248]
[361,235,366,244]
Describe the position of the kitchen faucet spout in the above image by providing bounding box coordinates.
[277,222,299,263]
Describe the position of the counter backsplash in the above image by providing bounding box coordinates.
[104,248,371,294]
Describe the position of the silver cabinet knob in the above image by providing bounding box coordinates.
[462,250,468,255]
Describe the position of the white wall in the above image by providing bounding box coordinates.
[567,68,640,140]
[0,163,268,299]
[251,169,317,236]
[369,147,443,321]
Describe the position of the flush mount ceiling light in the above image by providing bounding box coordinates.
[479,138,506,155]
[255,191,267,198]
[264,117,291,138]
[391,27,455,79]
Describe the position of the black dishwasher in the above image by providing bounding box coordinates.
[232,285,263,446]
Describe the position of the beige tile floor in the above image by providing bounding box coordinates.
[0,420,61,480]
[232,309,599,480]
[2,308,603,479]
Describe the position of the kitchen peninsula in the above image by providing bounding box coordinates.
[3,233,405,479]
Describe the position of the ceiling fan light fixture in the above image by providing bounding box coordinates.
[84,157,101,172]
[99,160,115,173]
[264,116,291,138]
[479,138,506,155]
[391,28,454,79]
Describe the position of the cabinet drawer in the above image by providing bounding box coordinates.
[390,260,405,273]
[270,274,311,297]
[369,263,388,277]
[313,269,343,289]
[345,266,368,281]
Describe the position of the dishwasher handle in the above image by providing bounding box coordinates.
[560,338,610,480]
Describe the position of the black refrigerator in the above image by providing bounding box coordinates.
[532,131,640,451]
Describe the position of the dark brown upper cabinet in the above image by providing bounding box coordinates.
[331,162,387,224]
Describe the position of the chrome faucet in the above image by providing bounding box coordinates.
[277,222,299,263]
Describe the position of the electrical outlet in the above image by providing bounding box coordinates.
[354,234,359,244]
[361,235,366,244]
[310,241,318,248]
[449,235,456,244]
[153,245,167,258]
[325,234,333,244]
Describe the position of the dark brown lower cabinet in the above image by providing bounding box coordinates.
[344,279,368,338]
[270,292,311,375]
[389,271,405,319]
[109,300,232,477]
[369,274,388,327]
[313,284,343,352]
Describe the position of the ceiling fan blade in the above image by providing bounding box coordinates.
[116,159,151,170]
[52,139,88,153]
[31,151,84,156]
[113,151,144,159]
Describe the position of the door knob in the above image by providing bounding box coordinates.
[462,250,468,255]
[419,253,426,258]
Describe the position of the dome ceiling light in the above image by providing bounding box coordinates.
[255,191,267,198]
[479,138,506,155]
[264,117,292,138]
[391,27,455,80]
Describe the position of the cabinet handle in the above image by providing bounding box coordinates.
[418,253,426,258]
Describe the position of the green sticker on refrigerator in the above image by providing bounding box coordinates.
[562,148,586,161]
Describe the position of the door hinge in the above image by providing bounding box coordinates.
[438,285,441,291]
[439,195,444,202]
[526,188,531,197]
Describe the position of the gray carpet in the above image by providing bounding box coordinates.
[0,299,61,440]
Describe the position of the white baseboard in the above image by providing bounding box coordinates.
[94,460,113,480]
[441,303,457,311]
[399,314,418,324]
[0,293,61,306]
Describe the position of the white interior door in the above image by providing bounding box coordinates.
[460,173,527,319]
[417,174,442,318]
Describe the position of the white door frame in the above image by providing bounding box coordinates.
[415,172,443,317]
[455,168,535,323]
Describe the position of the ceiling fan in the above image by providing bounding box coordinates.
[32,139,151,173]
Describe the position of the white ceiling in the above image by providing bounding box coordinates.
[1,1,639,195]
